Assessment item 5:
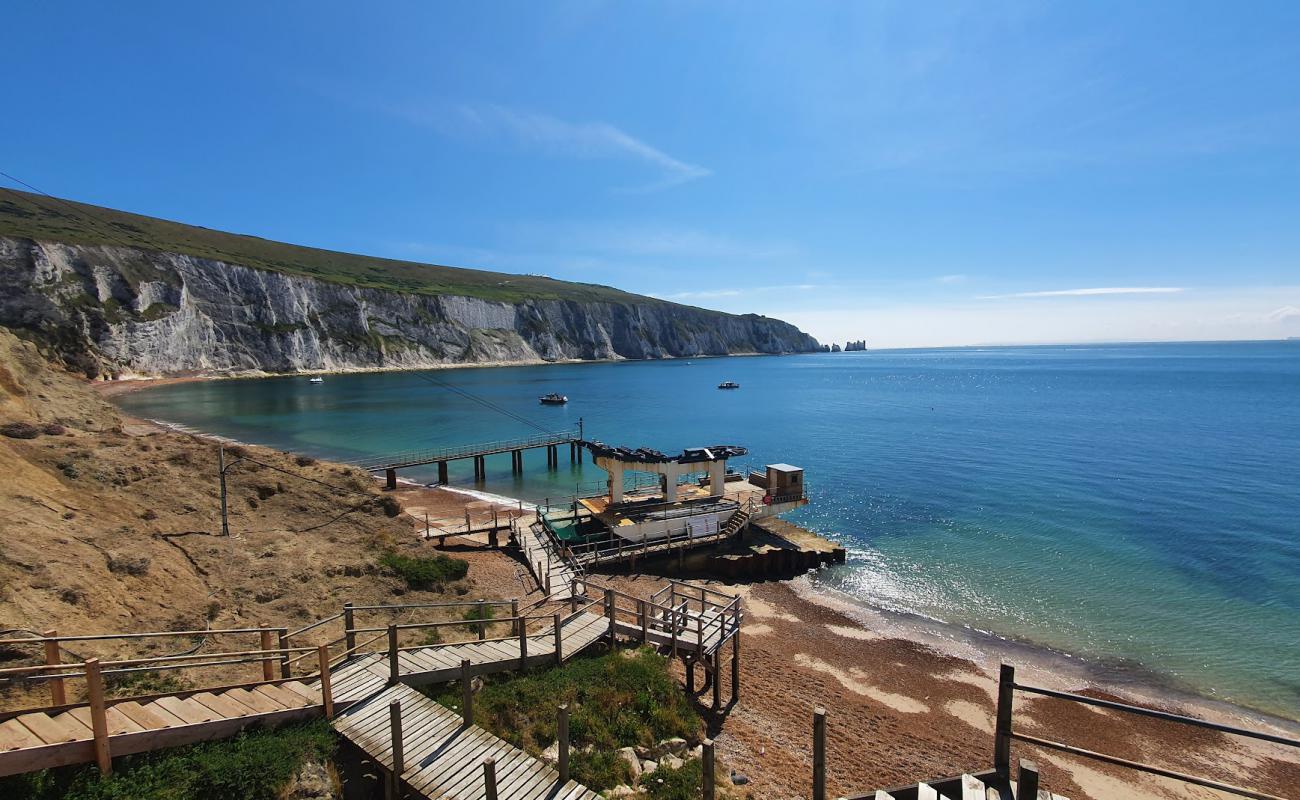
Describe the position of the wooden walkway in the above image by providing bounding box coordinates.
[849,770,1068,800]
[334,684,598,800]
[328,612,610,705]
[0,679,322,777]
[519,521,584,600]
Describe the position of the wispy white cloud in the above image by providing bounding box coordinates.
[978,287,1185,300]
[1267,305,1300,323]
[394,102,710,192]
[935,274,968,284]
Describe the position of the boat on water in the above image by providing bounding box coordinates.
[308,377,324,384]
[539,393,568,405]
[717,381,740,389]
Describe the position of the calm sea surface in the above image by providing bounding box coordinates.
[116,342,1300,719]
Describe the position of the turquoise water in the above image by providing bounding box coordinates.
[116,342,1300,719]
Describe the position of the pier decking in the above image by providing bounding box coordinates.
[355,429,584,489]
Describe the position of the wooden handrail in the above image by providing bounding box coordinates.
[0,626,277,645]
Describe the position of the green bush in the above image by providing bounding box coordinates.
[0,720,336,800]
[379,552,468,590]
[427,647,700,791]
[643,758,704,800]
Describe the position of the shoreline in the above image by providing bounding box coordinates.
[90,349,790,397]
[795,574,1300,736]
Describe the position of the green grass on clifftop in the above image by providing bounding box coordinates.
[0,189,666,305]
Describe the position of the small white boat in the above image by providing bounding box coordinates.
[539,393,568,405]
[309,377,324,384]
[717,381,740,390]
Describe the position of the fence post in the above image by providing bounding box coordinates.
[387,700,403,800]
[276,626,290,679]
[477,599,487,641]
[570,579,579,613]
[639,600,648,643]
[85,658,111,776]
[812,706,826,800]
[343,602,356,653]
[317,645,334,718]
[557,703,570,784]
[511,599,519,637]
[711,652,722,709]
[518,618,529,671]
[42,629,65,706]
[1016,759,1039,800]
[388,625,399,685]
[461,659,474,726]
[994,663,1015,775]
[605,588,616,644]
[702,738,716,800]
[554,612,563,664]
[484,758,499,800]
[731,626,741,703]
[259,624,276,681]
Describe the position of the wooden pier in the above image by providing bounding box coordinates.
[356,429,584,489]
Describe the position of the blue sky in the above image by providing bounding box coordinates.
[3,1,1299,347]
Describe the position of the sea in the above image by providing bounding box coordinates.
[115,341,1300,721]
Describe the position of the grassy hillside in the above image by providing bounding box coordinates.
[0,188,664,305]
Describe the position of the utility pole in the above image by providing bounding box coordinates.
[219,446,229,537]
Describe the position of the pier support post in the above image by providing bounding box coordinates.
[812,707,827,800]
[387,700,404,800]
[685,657,695,694]
[994,663,1015,775]
[385,468,397,491]
[43,629,65,706]
[554,612,564,664]
[437,461,448,485]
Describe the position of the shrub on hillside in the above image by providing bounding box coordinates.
[379,552,468,590]
[0,720,336,800]
[1,422,41,439]
[41,423,66,436]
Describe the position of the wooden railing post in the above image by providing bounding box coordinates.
[711,651,722,709]
[387,700,403,800]
[1016,759,1039,800]
[570,579,579,613]
[484,757,499,800]
[259,624,275,681]
[994,663,1015,775]
[731,625,741,703]
[605,588,615,644]
[518,618,529,671]
[510,599,519,637]
[812,706,826,800]
[388,624,399,685]
[343,602,356,653]
[639,600,648,643]
[85,658,111,776]
[557,703,570,785]
[43,629,65,706]
[702,738,716,800]
[276,626,290,679]
[317,645,334,718]
[553,613,563,664]
[461,659,474,726]
[476,599,487,640]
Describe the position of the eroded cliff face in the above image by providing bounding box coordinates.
[0,238,819,377]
